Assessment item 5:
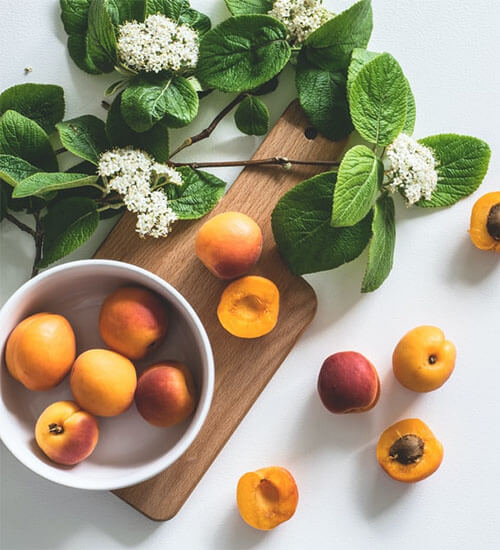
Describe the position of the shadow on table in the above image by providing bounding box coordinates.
[211,507,273,550]
[446,234,499,286]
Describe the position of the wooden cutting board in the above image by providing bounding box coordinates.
[94,100,345,520]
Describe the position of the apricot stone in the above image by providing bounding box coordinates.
[5,313,76,391]
[195,212,263,279]
[135,362,197,427]
[35,401,99,466]
[99,286,168,360]
[70,349,137,417]
[317,351,380,413]
[237,466,299,530]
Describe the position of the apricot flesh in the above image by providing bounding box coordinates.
[393,326,456,392]
[317,351,380,413]
[5,313,76,391]
[99,286,168,360]
[217,276,279,338]
[195,212,263,279]
[135,362,197,427]
[35,401,99,466]
[470,191,500,252]
[70,349,137,417]
[376,418,443,483]
[237,466,298,530]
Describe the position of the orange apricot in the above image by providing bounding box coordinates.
[469,191,500,252]
[70,349,137,417]
[99,286,168,360]
[5,313,76,391]
[217,276,279,338]
[376,418,443,483]
[195,212,263,279]
[393,326,456,392]
[237,466,298,530]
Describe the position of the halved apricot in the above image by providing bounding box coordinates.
[470,191,500,252]
[376,418,443,483]
[237,466,298,530]
[217,276,279,338]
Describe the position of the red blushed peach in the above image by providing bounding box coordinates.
[35,401,99,466]
[195,212,263,279]
[317,351,380,413]
[99,286,168,360]
[135,362,197,427]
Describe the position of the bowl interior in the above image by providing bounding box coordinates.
[0,260,213,490]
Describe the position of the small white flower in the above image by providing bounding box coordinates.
[117,14,199,74]
[384,134,438,206]
[98,148,182,237]
[269,0,333,44]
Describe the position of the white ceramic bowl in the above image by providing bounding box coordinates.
[0,259,214,490]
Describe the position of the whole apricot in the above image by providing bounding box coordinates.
[70,349,137,417]
[237,466,298,530]
[376,418,443,483]
[195,212,263,279]
[217,276,279,338]
[393,326,456,392]
[470,191,500,252]
[99,286,168,360]
[5,313,76,391]
[135,361,197,427]
[317,351,380,414]
[35,401,99,466]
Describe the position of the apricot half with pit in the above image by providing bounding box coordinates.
[237,466,298,530]
[35,401,99,466]
[317,351,380,413]
[5,313,76,391]
[376,418,443,483]
[393,325,456,392]
[470,191,500,252]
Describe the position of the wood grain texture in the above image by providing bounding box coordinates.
[94,101,346,520]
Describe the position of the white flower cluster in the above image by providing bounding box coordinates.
[269,0,333,44]
[385,134,438,206]
[117,14,199,73]
[98,148,182,238]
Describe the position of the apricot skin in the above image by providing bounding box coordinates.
[195,212,263,279]
[469,192,500,252]
[70,349,137,417]
[99,286,168,360]
[135,362,197,427]
[317,351,380,414]
[35,401,99,466]
[5,313,76,391]
[393,326,456,392]
[237,466,298,530]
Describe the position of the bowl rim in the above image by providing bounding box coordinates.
[0,259,215,491]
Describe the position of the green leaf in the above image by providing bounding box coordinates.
[332,145,382,227]
[224,0,272,15]
[296,52,353,141]
[197,15,291,93]
[13,173,99,199]
[145,0,211,35]
[67,34,102,74]
[271,171,373,275]
[347,48,379,94]
[106,94,170,161]
[40,197,99,267]
[87,0,117,73]
[362,194,395,292]
[304,0,373,72]
[164,167,226,219]
[250,76,279,96]
[402,79,416,135]
[56,115,109,165]
[349,53,408,146]
[0,155,39,187]
[416,134,491,207]
[234,96,269,136]
[106,0,145,24]
[0,111,57,172]
[121,74,199,132]
[0,181,9,221]
[0,84,65,134]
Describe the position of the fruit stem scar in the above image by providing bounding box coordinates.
[428,354,437,365]
[389,434,424,465]
[48,423,64,435]
[487,203,500,240]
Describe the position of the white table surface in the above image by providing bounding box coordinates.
[1,1,499,548]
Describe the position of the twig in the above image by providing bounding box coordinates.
[4,212,36,237]
[55,147,67,155]
[170,93,247,158]
[31,210,44,278]
[171,157,340,170]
